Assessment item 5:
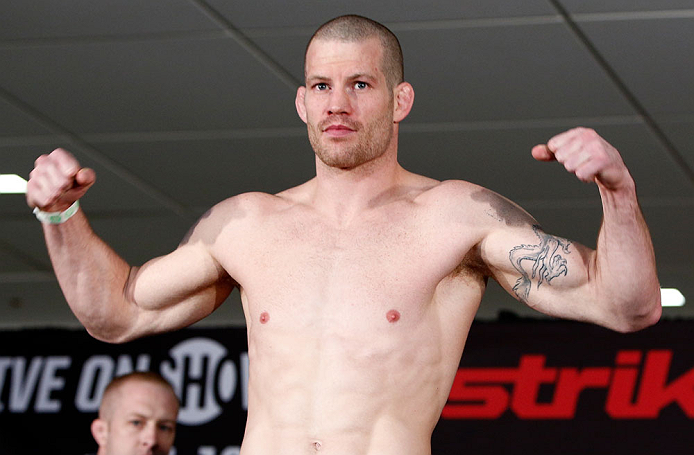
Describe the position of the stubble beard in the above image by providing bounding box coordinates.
[308,111,394,170]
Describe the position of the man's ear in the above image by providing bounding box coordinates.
[393,82,414,123]
[91,418,108,447]
[295,86,308,123]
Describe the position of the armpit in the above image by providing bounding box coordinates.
[455,243,491,282]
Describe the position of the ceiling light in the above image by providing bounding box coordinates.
[661,288,685,307]
[0,174,28,194]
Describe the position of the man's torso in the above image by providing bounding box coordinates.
[209,178,492,454]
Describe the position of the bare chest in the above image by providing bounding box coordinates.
[222,208,471,326]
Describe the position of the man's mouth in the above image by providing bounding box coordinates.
[322,123,357,138]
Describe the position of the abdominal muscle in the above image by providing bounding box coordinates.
[239,288,476,455]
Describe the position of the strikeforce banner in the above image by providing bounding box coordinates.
[0,320,692,455]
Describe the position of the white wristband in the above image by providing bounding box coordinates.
[33,200,80,224]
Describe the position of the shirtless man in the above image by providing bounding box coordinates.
[27,15,660,455]
[91,372,179,455]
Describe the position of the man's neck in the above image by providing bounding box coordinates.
[310,150,404,225]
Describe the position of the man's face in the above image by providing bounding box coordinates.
[96,381,178,455]
[297,38,397,170]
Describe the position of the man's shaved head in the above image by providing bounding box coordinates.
[99,372,178,419]
[305,15,404,90]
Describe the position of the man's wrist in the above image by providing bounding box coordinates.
[33,200,80,224]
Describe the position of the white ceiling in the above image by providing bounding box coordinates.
[1,0,692,328]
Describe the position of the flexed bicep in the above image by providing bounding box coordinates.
[122,244,235,340]
[473,186,595,320]
[508,225,572,303]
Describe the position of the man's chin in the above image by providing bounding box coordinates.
[317,155,359,169]
[316,150,382,171]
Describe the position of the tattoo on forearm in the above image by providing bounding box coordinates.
[508,225,571,302]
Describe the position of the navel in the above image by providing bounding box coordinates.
[386,309,401,323]
[259,311,270,324]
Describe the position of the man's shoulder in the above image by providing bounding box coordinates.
[217,191,289,210]
[416,179,534,227]
[204,191,296,222]
[416,178,489,206]
[183,191,291,242]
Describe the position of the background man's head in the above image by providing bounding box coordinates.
[91,372,179,455]
[305,15,404,91]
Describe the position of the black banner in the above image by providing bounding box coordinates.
[0,328,248,455]
[0,320,692,454]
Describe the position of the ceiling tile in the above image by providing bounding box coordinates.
[251,34,310,85]
[643,205,694,303]
[0,97,53,137]
[0,281,81,329]
[93,136,316,209]
[88,215,193,266]
[0,38,299,135]
[658,120,694,174]
[208,0,555,29]
[399,127,598,201]
[646,205,694,263]
[562,0,694,14]
[578,18,694,116]
[0,144,40,180]
[0,0,218,40]
[0,219,54,272]
[399,24,635,123]
[398,123,692,202]
[0,249,39,273]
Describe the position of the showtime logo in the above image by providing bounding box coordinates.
[161,338,248,425]
[443,350,694,420]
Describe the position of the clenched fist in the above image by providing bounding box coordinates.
[532,128,632,191]
[27,148,96,212]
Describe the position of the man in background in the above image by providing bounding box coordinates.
[90,372,179,455]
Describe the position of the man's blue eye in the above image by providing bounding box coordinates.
[355,82,368,89]
[315,83,328,90]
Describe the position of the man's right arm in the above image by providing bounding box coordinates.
[28,149,234,343]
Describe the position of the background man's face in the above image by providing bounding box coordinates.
[98,381,178,455]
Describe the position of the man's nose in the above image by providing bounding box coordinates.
[140,423,157,448]
[328,87,352,115]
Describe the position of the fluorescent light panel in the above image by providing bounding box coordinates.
[0,174,28,194]
[661,288,685,307]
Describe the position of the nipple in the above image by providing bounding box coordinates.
[259,311,270,324]
[386,309,400,323]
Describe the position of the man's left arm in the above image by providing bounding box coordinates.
[483,128,661,332]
